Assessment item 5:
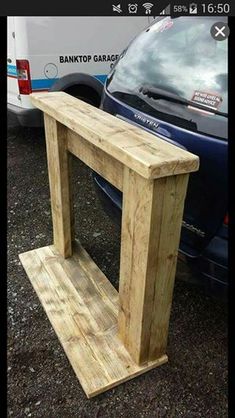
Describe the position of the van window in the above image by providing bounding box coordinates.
[106,17,228,140]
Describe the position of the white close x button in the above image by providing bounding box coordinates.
[210,22,230,41]
[215,25,226,37]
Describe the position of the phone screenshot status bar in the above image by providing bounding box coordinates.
[110,1,234,16]
[3,1,235,15]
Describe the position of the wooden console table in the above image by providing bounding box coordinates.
[19,92,199,398]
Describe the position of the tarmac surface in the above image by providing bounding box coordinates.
[8,115,227,418]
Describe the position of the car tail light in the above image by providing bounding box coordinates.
[224,214,228,225]
[16,59,32,94]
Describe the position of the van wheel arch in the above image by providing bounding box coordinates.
[50,73,104,107]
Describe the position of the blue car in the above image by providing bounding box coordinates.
[93,16,228,299]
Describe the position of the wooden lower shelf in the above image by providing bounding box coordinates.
[19,241,168,398]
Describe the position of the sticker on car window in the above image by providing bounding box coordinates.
[150,18,174,33]
[190,90,223,111]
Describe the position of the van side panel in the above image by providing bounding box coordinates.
[7,17,20,107]
[18,17,149,97]
[8,17,149,120]
[12,18,34,109]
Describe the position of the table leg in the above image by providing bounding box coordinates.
[118,167,189,365]
[44,114,73,258]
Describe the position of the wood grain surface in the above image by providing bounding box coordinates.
[19,242,168,398]
[31,92,199,180]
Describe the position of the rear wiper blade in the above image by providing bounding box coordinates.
[113,90,199,132]
[139,85,228,118]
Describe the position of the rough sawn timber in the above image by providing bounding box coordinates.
[30,92,199,181]
[19,91,200,398]
[19,241,168,398]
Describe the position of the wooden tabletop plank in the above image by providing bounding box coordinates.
[31,92,199,180]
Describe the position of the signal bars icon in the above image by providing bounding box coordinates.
[143,2,153,14]
[160,4,171,15]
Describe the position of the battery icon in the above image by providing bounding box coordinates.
[189,3,198,14]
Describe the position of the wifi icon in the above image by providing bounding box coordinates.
[143,2,153,14]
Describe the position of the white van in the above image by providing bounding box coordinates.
[7,16,151,127]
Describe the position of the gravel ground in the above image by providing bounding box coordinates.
[7,116,228,418]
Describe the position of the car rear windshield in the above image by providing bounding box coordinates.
[106,17,228,140]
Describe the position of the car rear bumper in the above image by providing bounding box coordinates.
[93,172,228,299]
[7,102,43,127]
